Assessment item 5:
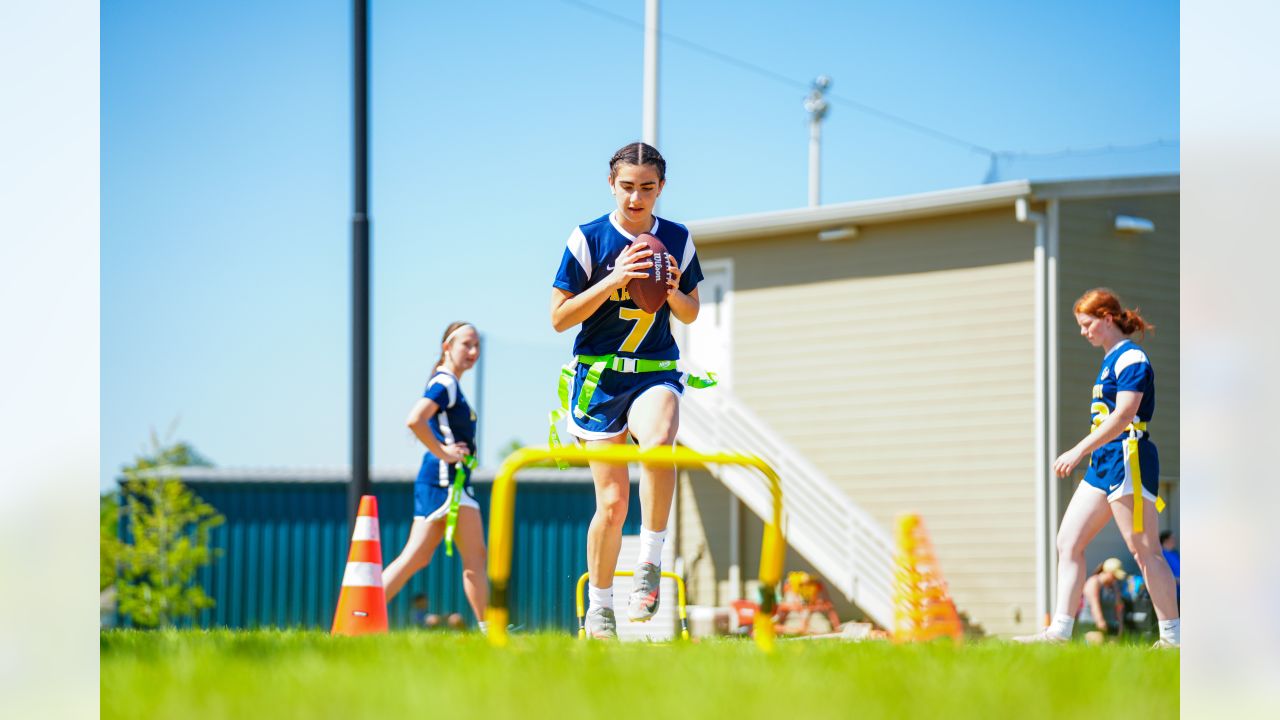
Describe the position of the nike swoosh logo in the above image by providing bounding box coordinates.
[606,264,615,270]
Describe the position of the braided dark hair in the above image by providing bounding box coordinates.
[609,141,666,181]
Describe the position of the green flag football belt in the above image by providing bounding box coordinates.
[444,454,478,557]
[548,354,717,470]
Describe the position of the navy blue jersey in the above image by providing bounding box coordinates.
[1089,339,1156,441]
[417,370,477,487]
[552,213,703,359]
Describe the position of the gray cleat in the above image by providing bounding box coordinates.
[627,562,661,622]
[584,606,617,640]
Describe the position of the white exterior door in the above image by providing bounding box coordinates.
[684,258,733,390]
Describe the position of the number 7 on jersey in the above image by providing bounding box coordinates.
[618,308,655,353]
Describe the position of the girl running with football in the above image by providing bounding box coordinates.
[550,142,704,639]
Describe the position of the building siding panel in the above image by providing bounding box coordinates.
[698,210,1039,635]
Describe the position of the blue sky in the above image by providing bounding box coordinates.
[101,0,1178,489]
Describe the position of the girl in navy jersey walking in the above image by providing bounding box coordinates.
[383,321,489,632]
[1015,289,1180,647]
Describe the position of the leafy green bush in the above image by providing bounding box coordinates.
[115,438,224,628]
[101,492,121,591]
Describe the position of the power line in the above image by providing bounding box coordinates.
[560,0,810,91]
[558,0,1174,162]
[824,90,995,155]
[997,139,1179,160]
[559,0,991,154]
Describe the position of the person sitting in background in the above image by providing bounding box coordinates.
[1160,530,1180,606]
[1160,531,1180,582]
[1122,572,1159,640]
[1079,558,1127,643]
[411,593,441,628]
[410,593,466,630]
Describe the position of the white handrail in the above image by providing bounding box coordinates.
[679,386,896,628]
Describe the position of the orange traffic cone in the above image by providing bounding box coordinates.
[891,513,963,644]
[331,495,389,635]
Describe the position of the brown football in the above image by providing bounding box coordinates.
[629,233,670,314]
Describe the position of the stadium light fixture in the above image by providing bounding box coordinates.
[805,75,831,208]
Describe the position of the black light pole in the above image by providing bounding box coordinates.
[349,0,371,528]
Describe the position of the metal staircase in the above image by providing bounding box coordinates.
[678,384,896,628]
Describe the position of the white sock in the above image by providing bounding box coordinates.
[638,526,667,567]
[1159,618,1180,645]
[588,584,613,612]
[477,620,488,633]
[1047,613,1075,640]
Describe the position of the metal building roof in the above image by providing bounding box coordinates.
[687,173,1179,244]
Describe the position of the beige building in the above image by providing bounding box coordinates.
[671,174,1179,637]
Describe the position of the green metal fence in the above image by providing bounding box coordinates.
[117,467,638,632]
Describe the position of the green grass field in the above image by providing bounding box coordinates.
[101,630,1177,719]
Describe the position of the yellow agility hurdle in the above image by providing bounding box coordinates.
[574,570,689,641]
[485,445,786,652]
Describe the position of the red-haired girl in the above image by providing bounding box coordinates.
[1016,289,1179,647]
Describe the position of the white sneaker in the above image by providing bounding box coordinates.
[1011,629,1068,644]
[1151,638,1179,649]
[584,606,617,640]
[627,562,661,622]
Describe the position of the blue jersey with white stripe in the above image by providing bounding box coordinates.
[416,369,476,487]
[1090,339,1156,441]
[552,213,703,359]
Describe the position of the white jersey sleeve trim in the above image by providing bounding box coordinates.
[1114,348,1150,375]
[680,230,697,273]
[567,227,593,277]
[429,374,459,408]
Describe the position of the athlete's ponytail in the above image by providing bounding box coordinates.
[1073,288,1153,337]
[1114,308,1152,336]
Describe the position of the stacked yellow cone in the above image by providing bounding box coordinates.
[892,514,963,643]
